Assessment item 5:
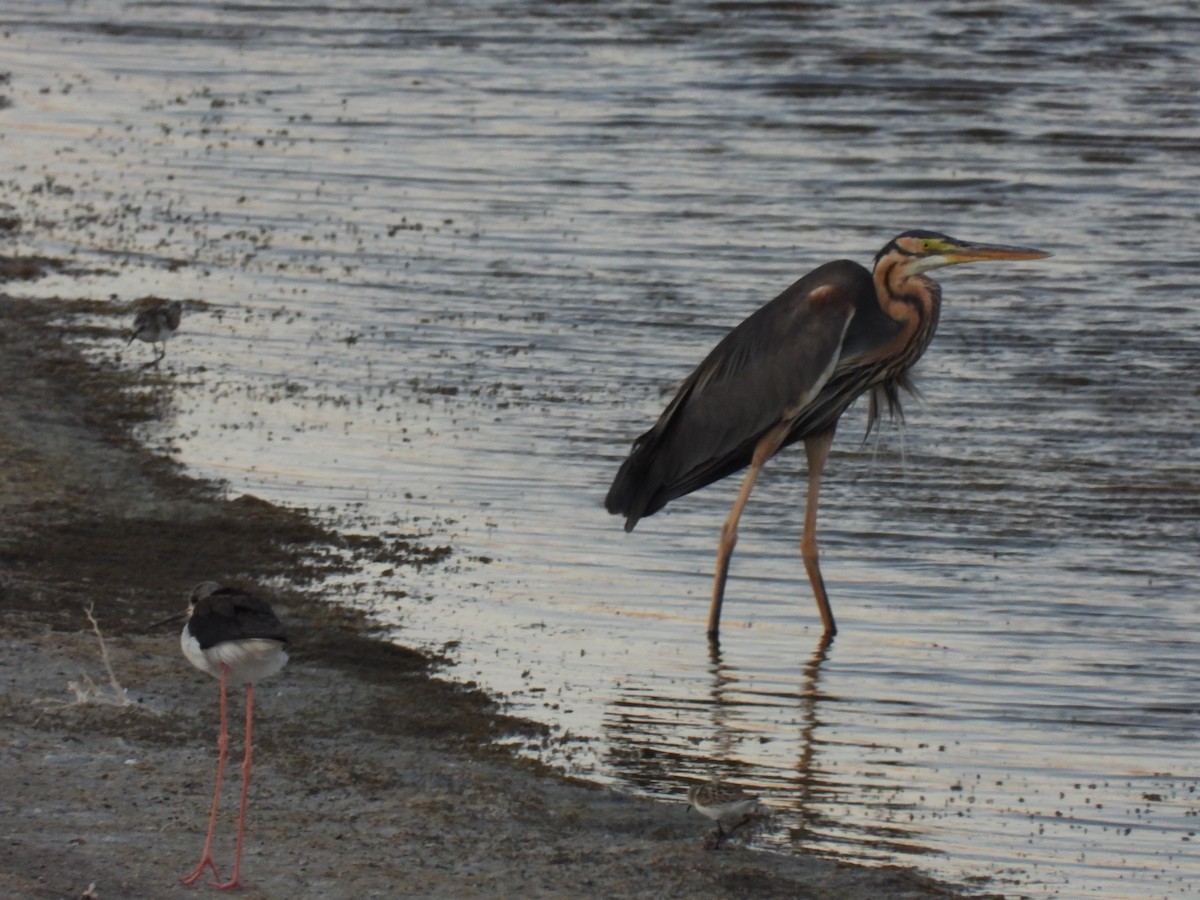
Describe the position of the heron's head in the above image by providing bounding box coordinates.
[876,230,1051,276]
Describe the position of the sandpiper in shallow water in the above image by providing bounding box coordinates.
[174,581,288,890]
[686,781,761,848]
[127,299,182,367]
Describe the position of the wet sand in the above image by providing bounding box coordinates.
[0,278,973,898]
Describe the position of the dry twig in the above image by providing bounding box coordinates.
[36,603,141,713]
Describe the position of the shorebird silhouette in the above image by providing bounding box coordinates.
[127,300,182,367]
[168,582,288,890]
[687,780,761,849]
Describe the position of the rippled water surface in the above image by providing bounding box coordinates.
[4,2,1199,896]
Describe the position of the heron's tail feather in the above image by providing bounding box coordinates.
[605,445,655,532]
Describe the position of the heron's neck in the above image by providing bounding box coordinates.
[870,259,943,371]
[873,259,941,325]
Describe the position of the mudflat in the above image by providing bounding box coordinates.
[0,283,968,898]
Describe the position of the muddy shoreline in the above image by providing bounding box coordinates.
[0,282,973,898]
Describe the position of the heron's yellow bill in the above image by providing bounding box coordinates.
[945,242,1052,264]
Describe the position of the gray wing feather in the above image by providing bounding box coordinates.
[606,263,864,528]
[646,291,854,489]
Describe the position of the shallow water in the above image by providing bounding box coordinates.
[4,2,1199,896]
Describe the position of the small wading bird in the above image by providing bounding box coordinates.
[167,582,289,890]
[687,781,761,848]
[127,299,182,367]
[606,231,1050,639]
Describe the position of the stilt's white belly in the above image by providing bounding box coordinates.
[181,632,288,683]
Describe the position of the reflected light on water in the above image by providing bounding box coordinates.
[5,1,1200,896]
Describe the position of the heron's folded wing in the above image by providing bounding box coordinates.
[649,279,857,496]
[607,262,865,525]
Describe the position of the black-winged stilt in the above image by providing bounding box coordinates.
[127,300,182,367]
[174,582,288,890]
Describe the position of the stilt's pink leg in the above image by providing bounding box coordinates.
[181,664,230,885]
[212,683,255,890]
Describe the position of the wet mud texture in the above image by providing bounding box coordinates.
[0,287,973,898]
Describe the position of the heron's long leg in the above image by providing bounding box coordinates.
[707,424,790,637]
[182,665,230,886]
[801,429,837,637]
[212,683,255,891]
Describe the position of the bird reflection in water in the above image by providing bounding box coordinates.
[601,635,878,851]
